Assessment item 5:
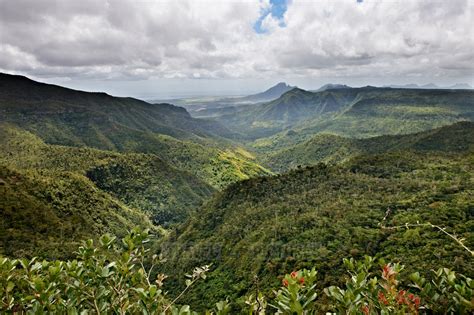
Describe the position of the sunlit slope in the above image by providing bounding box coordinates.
[161,151,474,309]
[0,124,218,224]
[0,163,155,259]
[264,121,474,172]
[0,73,271,189]
[212,87,473,144]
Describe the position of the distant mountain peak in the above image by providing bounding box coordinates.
[316,83,351,92]
[241,82,294,102]
[421,83,439,89]
[384,83,472,90]
[263,82,293,94]
[448,83,472,89]
[273,82,291,88]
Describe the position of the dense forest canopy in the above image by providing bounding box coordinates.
[0,73,473,313]
[161,150,473,310]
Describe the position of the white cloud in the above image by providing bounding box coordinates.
[0,0,472,88]
[266,0,473,79]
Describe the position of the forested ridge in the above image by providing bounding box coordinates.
[161,150,473,310]
[0,73,269,256]
[263,121,474,172]
[211,87,474,142]
[0,73,473,313]
[0,73,270,191]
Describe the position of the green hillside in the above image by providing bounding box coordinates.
[0,122,226,258]
[0,73,235,143]
[299,87,474,139]
[161,151,474,310]
[211,87,473,143]
[0,162,156,259]
[264,121,474,172]
[0,74,272,258]
[216,88,358,138]
[0,124,217,226]
[1,73,473,312]
[0,73,270,189]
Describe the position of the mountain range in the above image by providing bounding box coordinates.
[264,121,474,171]
[0,72,473,312]
[0,73,235,143]
[166,81,472,121]
[0,73,269,188]
[161,125,474,308]
[384,83,472,89]
[157,82,295,119]
[211,86,474,142]
[233,82,294,103]
[0,73,271,257]
[314,83,352,91]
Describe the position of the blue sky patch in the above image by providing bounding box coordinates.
[254,0,288,34]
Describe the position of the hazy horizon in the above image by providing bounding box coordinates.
[1,0,473,99]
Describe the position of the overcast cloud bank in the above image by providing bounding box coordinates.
[0,0,472,96]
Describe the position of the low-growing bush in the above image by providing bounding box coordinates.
[1,229,472,314]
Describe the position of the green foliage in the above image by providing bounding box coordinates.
[264,122,474,172]
[242,87,474,150]
[0,163,156,259]
[85,156,214,225]
[408,268,474,313]
[161,151,473,310]
[271,269,318,313]
[271,257,473,314]
[0,124,217,257]
[0,229,213,314]
[1,72,474,314]
[0,74,270,258]
[242,257,473,314]
[0,123,215,224]
[0,73,270,190]
[1,231,472,314]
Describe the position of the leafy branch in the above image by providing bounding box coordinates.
[379,208,473,256]
[163,265,210,313]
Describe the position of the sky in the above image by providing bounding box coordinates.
[0,0,473,99]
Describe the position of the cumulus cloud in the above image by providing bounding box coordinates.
[0,0,472,85]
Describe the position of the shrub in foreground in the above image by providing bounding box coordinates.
[1,229,472,314]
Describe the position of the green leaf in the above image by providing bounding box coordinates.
[6,281,15,293]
